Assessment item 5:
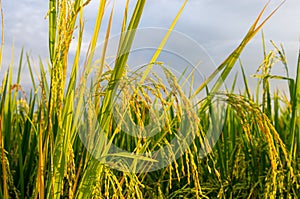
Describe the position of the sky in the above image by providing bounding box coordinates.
[1,0,300,91]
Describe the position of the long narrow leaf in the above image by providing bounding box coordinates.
[192,1,285,97]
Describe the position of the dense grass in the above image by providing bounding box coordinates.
[0,0,299,198]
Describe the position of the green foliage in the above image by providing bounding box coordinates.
[0,1,299,198]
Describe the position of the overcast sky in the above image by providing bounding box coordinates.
[1,0,300,91]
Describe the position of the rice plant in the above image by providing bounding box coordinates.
[0,0,299,198]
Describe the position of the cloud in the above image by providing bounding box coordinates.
[1,0,299,90]
[3,0,48,58]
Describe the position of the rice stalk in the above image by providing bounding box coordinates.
[0,71,8,199]
[0,1,299,198]
[46,1,93,198]
[224,93,297,198]
[289,40,300,161]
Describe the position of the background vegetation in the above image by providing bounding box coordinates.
[0,0,299,198]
